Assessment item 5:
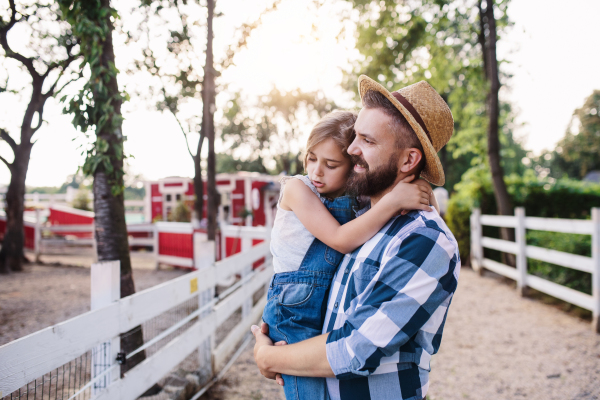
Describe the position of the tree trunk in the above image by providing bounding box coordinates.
[193,151,204,224]
[204,0,218,240]
[0,144,32,273]
[96,0,145,374]
[481,0,515,265]
[0,77,44,274]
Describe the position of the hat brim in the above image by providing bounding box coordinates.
[357,75,445,186]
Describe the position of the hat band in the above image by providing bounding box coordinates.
[391,91,433,145]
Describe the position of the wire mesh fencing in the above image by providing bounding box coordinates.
[1,348,97,400]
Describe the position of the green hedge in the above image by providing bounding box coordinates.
[446,167,600,293]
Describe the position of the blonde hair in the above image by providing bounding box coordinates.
[303,110,357,169]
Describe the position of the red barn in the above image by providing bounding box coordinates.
[144,172,279,227]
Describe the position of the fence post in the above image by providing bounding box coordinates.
[153,223,159,270]
[241,234,252,319]
[515,207,528,296]
[592,208,600,333]
[91,261,121,395]
[91,222,98,263]
[194,233,215,384]
[470,208,483,275]
[34,208,41,262]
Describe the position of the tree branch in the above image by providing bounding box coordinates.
[31,102,46,134]
[477,0,488,80]
[171,111,195,159]
[218,0,281,71]
[0,128,17,154]
[0,0,39,80]
[0,153,13,171]
[43,49,80,79]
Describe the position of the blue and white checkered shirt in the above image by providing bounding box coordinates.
[323,208,460,400]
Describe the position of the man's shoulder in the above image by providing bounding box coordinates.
[385,210,460,261]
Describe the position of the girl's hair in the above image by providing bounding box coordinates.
[303,110,358,169]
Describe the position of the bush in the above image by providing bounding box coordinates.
[72,189,91,211]
[526,230,592,294]
[446,166,600,292]
[168,201,192,222]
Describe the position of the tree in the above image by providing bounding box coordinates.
[135,0,279,236]
[536,90,600,180]
[344,0,524,194]
[221,88,334,175]
[0,0,81,273]
[478,0,513,221]
[58,0,145,374]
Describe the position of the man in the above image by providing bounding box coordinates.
[252,75,460,400]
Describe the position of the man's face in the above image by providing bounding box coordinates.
[347,107,403,197]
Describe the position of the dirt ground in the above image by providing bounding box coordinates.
[205,267,600,400]
[3,258,600,400]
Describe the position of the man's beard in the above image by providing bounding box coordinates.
[347,153,400,197]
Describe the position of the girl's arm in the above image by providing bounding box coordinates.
[280,176,431,254]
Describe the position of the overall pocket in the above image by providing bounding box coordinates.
[278,283,314,307]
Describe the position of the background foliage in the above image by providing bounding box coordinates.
[446,168,600,293]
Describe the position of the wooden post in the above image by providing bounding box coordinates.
[592,208,600,333]
[515,207,528,296]
[241,235,252,319]
[470,208,483,275]
[34,208,41,262]
[153,223,159,270]
[90,261,121,394]
[194,233,215,384]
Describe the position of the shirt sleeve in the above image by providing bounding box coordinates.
[325,227,459,379]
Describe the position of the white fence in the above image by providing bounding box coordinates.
[0,228,272,399]
[470,207,600,332]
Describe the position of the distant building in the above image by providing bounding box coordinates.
[144,172,279,227]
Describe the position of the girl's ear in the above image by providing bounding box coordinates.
[399,148,423,173]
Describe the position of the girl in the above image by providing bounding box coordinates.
[262,110,437,400]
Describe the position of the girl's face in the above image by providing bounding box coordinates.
[306,138,352,198]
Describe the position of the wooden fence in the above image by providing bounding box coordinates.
[470,207,600,332]
[0,228,272,399]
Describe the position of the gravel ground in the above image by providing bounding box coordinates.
[208,267,600,400]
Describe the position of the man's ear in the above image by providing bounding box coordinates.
[399,148,423,173]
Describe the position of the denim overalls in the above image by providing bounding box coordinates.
[262,195,357,400]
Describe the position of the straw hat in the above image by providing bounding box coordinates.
[358,75,454,186]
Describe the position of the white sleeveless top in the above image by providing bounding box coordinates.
[270,175,325,273]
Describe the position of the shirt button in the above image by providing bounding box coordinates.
[334,302,339,308]
[344,268,349,274]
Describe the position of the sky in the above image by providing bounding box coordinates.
[0,0,599,188]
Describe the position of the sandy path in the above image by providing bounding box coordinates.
[209,267,600,400]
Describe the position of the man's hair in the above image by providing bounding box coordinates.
[303,110,357,169]
[362,90,426,174]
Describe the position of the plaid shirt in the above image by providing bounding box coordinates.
[323,209,460,400]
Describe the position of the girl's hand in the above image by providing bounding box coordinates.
[384,174,432,214]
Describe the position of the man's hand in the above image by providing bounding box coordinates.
[251,322,286,385]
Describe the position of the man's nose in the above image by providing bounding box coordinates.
[347,137,360,155]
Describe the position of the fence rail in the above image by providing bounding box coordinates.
[0,228,272,400]
[470,207,600,332]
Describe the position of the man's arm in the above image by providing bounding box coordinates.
[326,228,459,379]
[252,323,334,378]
